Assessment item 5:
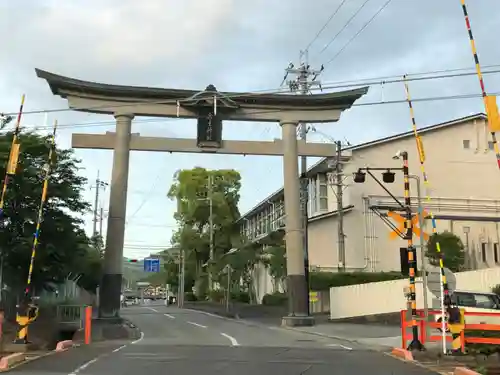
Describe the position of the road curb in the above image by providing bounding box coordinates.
[390,347,414,361]
[0,353,25,370]
[55,340,74,352]
[454,367,481,375]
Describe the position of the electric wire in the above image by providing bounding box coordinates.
[324,0,393,67]
[318,0,372,55]
[305,0,350,52]
[3,67,500,123]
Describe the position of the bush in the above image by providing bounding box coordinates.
[309,271,405,291]
[208,289,225,303]
[231,290,250,303]
[262,292,288,306]
[184,292,197,301]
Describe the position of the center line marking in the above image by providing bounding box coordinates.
[220,333,239,346]
[187,321,207,328]
[327,343,352,350]
[164,313,175,319]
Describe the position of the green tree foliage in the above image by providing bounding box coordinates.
[0,130,96,293]
[89,234,105,258]
[168,167,241,293]
[215,242,263,303]
[425,231,466,272]
[261,244,287,289]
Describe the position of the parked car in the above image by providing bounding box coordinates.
[435,289,500,331]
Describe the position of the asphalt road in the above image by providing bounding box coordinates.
[12,302,439,375]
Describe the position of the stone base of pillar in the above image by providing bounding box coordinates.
[281,315,316,327]
[98,273,123,318]
[286,274,309,315]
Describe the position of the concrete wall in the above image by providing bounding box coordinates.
[329,267,500,320]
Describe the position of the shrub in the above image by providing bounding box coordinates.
[184,292,198,301]
[231,290,250,303]
[262,292,288,306]
[309,271,405,291]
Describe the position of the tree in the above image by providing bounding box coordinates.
[425,231,466,272]
[0,130,93,293]
[215,242,263,303]
[167,167,241,294]
[261,244,287,292]
[89,234,105,258]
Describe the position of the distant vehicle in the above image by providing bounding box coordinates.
[435,289,500,331]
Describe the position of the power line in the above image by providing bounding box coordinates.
[304,0,350,52]
[4,65,500,122]
[318,0,372,55]
[324,0,394,68]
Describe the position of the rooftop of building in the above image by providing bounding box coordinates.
[238,112,487,220]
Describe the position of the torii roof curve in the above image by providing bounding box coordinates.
[35,68,369,123]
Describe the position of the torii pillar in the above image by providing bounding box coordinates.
[34,68,368,324]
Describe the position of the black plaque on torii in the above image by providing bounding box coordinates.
[197,107,222,148]
[179,84,239,149]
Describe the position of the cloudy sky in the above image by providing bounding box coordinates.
[1,0,499,259]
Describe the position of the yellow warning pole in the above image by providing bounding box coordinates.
[459,0,500,168]
[24,120,58,298]
[403,77,449,354]
[0,95,25,210]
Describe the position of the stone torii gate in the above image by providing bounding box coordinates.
[35,68,367,326]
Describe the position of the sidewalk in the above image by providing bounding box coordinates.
[286,322,403,349]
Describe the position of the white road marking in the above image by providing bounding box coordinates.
[187,321,207,328]
[184,308,225,319]
[326,343,352,350]
[112,344,127,353]
[68,356,101,375]
[220,332,239,346]
[164,313,175,319]
[132,331,145,344]
[145,307,159,313]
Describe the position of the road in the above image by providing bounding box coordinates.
[13,302,438,375]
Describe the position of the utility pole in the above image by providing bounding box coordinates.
[335,141,346,272]
[91,171,108,237]
[283,50,323,314]
[208,174,214,292]
[99,207,104,236]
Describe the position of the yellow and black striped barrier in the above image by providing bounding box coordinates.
[13,304,39,344]
[447,307,465,354]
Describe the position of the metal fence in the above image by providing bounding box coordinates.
[56,304,85,329]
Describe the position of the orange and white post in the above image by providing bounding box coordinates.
[84,306,92,345]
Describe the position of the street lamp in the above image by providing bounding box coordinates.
[353,151,424,351]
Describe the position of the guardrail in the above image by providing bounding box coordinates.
[400,308,500,351]
[56,305,85,329]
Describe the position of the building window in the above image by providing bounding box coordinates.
[318,174,328,211]
[494,243,499,264]
[489,141,495,151]
[463,140,470,149]
[481,243,487,263]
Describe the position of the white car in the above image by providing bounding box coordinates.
[435,289,500,331]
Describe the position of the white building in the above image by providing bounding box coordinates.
[240,113,500,300]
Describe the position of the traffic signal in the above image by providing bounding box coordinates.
[126,259,138,263]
